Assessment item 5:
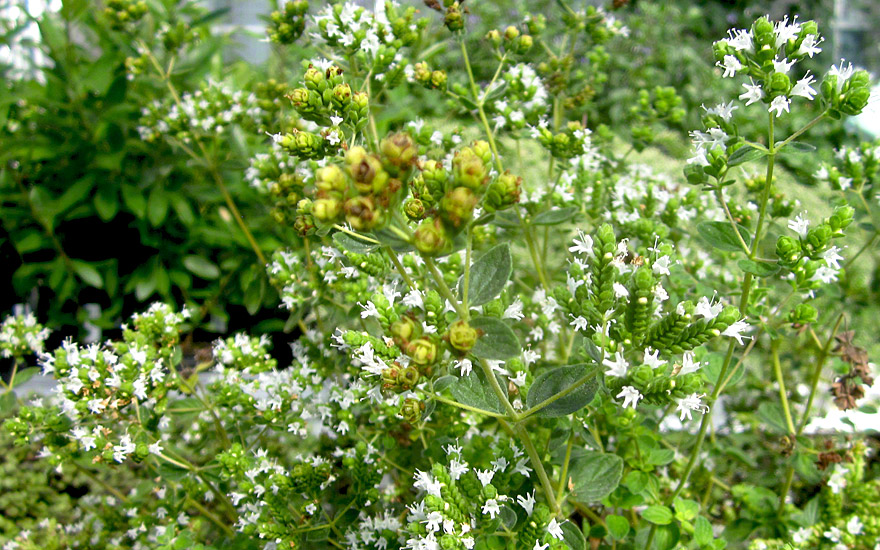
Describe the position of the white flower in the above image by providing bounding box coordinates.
[533,543,549,550]
[824,526,842,542]
[769,95,791,117]
[424,511,443,532]
[676,393,708,421]
[678,351,702,376]
[791,527,811,544]
[612,282,629,299]
[643,348,667,370]
[846,515,863,536]
[725,28,753,52]
[329,115,343,126]
[821,246,844,270]
[359,301,380,319]
[503,298,524,321]
[603,350,629,378]
[718,55,742,78]
[827,464,848,494]
[148,442,163,455]
[616,386,642,409]
[475,469,495,486]
[722,320,752,345]
[652,255,672,276]
[695,296,723,320]
[774,16,801,46]
[772,56,794,74]
[828,60,854,91]
[569,315,589,332]
[517,491,536,516]
[812,265,838,284]
[547,519,564,540]
[402,290,424,309]
[788,212,810,238]
[455,358,473,377]
[797,33,822,57]
[481,499,500,519]
[569,230,594,256]
[740,79,764,105]
[790,73,817,100]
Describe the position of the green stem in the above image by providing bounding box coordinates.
[797,314,844,435]
[556,432,575,505]
[186,497,235,537]
[843,229,879,271]
[515,422,560,515]
[459,36,504,172]
[386,247,416,290]
[463,225,473,312]
[771,340,796,435]
[423,256,469,320]
[477,358,518,419]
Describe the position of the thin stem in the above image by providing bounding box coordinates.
[386,247,416,290]
[556,432,575,505]
[426,391,508,419]
[515,423,560,515]
[715,188,752,255]
[463,225,473,312]
[771,340,796,435]
[186,497,235,537]
[423,256,469,320]
[843,229,879,271]
[776,112,827,150]
[797,313,845,435]
[776,467,795,516]
[477,358,518,419]
[459,36,504,172]
[73,462,129,503]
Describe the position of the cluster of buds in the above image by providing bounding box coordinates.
[411,61,448,91]
[104,0,147,30]
[775,205,853,292]
[815,141,880,193]
[485,25,533,55]
[137,80,269,143]
[0,306,50,361]
[489,64,549,132]
[267,0,308,45]
[628,86,685,151]
[712,16,870,118]
[534,120,594,160]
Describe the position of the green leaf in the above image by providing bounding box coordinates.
[694,516,713,545]
[11,367,40,388]
[606,515,630,540]
[373,228,414,253]
[94,186,119,221]
[121,184,147,218]
[673,498,699,521]
[499,505,517,530]
[333,232,380,254]
[433,375,457,392]
[72,261,103,289]
[697,221,751,253]
[756,402,789,434]
[459,244,512,306]
[568,452,624,504]
[0,392,16,414]
[624,470,649,494]
[777,141,816,153]
[737,259,780,277]
[470,317,520,359]
[183,256,220,279]
[532,206,579,226]
[525,364,599,417]
[448,367,506,415]
[727,144,767,166]
[148,187,170,227]
[642,505,673,525]
[560,520,587,550]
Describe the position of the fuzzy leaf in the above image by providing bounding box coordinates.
[560,520,586,550]
[448,367,506,414]
[694,516,713,545]
[532,206,578,226]
[525,364,599,417]
[183,256,220,280]
[727,144,767,166]
[568,452,623,503]
[333,232,380,254]
[642,505,673,525]
[737,259,780,277]
[459,244,512,306]
[606,515,630,540]
[470,317,520,359]
[698,221,751,253]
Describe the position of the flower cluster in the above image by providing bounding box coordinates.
[0,306,50,361]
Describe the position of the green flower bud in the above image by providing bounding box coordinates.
[406,337,439,365]
[448,320,478,352]
[404,198,426,221]
[484,171,522,212]
[440,186,477,229]
[444,3,464,32]
[413,62,432,83]
[344,196,384,231]
[400,398,424,423]
[471,140,492,164]
[829,205,854,232]
[390,317,421,347]
[380,132,418,170]
[514,35,533,54]
[776,235,801,264]
[525,14,546,35]
[313,198,342,222]
[315,165,347,193]
[486,29,502,47]
[752,17,776,48]
[330,83,352,110]
[503,25,520,41]
[769,72,791,94]
[430,70,448,90]
[452,148,489,190]
[304,66,325,91]
[347,148,389,194]
[414,218,451,256]
[805,224,832,253]
[789,303,818,325]
[281,130,324,159]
